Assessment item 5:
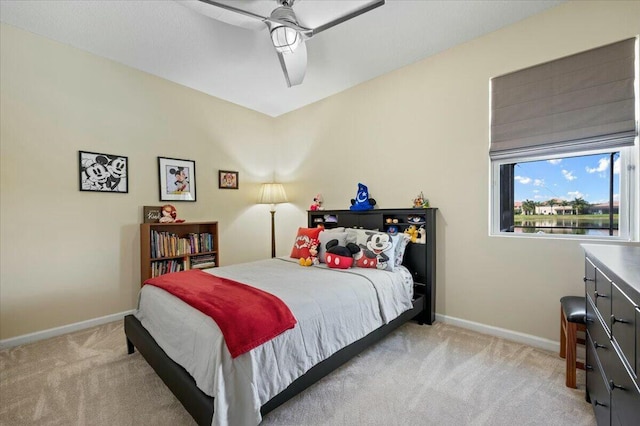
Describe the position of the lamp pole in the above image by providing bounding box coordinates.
[270,207,276,258]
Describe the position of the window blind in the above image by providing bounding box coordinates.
[490,38,637,160]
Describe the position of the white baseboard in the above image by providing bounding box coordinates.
[1,310,563,354]
[0,310,135,350]
[435,313,560,353]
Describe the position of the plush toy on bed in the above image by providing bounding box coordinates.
[299,237,320,266]
[324,239,360,269]
[350,183,376,211]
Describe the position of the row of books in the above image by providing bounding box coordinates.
[150,230,215,259]
[150,259,184,277]
[190,254,216,269]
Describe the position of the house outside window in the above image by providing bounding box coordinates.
[489,38,638,240]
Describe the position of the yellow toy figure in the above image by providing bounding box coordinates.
[404,225,418,243]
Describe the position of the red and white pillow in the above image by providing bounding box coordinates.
[290,227,323,260]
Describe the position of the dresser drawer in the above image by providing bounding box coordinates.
[586,258,598,302]
[588,297,612,370]
[637,308,640,378]
[587,336,611,426]
[609,345,640,426]
[595,267,613,332]
[611,283,637,376]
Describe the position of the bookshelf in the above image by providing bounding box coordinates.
[140,221,219,285]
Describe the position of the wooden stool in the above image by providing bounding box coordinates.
[560,296,586,388]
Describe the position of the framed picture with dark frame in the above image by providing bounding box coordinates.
[218,170,239,189]
[79,150,128,193]
[158,157,196,201]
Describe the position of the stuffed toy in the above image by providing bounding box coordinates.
[324,239,360,269]
[299,237,320,266]
[404,225,418,243]
[350,183,376,211]
[309,194,324,211]
[416,226,426,244]
[159,204,185,223]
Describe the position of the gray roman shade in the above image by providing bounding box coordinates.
[490,38,637,160]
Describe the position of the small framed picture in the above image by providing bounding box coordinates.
[218,170,239,189]
[158,157,196,201]
[79,151,128,193]
[143,206,162,223]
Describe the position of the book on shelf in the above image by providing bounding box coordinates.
[150,258,185,277]
[150,230,216,259]
[190,253,216,269]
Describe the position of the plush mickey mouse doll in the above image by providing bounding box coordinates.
[324,239,361,269]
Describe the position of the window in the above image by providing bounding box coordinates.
[492,149,636,238]
[490,38,638,240]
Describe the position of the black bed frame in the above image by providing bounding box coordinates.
[125,208,437,425]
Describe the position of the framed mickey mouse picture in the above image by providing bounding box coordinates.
[79,150,128,193]
[158,156,196,202]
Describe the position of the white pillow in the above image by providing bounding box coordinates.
[394,233,411,267]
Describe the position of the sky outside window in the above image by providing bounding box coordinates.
[514,153,620,204]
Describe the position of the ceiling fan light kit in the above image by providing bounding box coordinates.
[269,6,302,54]
[271,26,300,53]
[196,0,386,87]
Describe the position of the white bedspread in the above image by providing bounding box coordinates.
[135,257,413,426]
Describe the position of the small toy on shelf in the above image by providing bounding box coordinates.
[412,191,430,208]
[407,215,424,224]
[416,226,426,244]
[159,204,185,223]
[310,194,324,211]
[404,225,418,243]
[350,183,376,211]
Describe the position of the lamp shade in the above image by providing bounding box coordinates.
[258,183,288,205]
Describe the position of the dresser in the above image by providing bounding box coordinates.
[582,244,640,425]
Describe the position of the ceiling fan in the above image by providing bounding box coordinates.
[196,0,385,87]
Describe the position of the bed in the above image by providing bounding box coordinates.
[125,209,436,426]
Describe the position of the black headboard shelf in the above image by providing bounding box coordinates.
[308,208,437,324]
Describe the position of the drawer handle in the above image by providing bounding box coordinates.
[595,291,608,299]
[583,277,595,282]
[609,380,626,391]
[611,315,629,325]
[585,364,594,371]
[594,400,608,407]
[594,341,607,350]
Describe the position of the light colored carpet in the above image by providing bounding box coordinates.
[0,320,594,426]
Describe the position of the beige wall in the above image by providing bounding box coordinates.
[0,23,292,339]
[1,1,639,342]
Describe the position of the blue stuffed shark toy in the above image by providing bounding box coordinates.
[350,183,377,211]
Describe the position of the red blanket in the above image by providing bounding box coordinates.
[144,269,297,358]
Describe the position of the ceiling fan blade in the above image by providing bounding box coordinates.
[312,0,385,36]
[276,41,307,87]
[196,0,269,23]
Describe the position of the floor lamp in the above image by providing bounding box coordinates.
[258,183,288,258]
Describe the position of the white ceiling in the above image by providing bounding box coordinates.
[0,0,564,117]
